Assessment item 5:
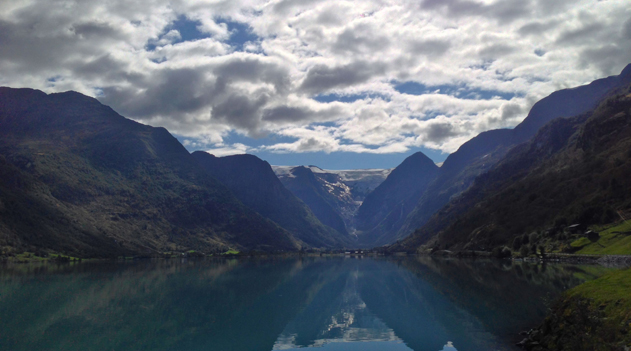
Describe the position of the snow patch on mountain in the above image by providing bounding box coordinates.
[272,166,392,234]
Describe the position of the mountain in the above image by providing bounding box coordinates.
[355,152,439,246]
[273,166,391,236]
[0,87,300,257]
[192,152,352,248]
[396,81,631,251]
[273,166,351,236]
[397,64,631,239]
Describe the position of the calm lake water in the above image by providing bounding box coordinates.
[0,256,612,351]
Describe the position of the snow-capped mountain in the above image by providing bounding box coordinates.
[272,166,392,235]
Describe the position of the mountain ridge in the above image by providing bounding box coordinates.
[395,81,631,252]
[354,151,439,247]
[193,152,352,248]
[273,166,391,237]
[0,87,300,257]
[397,64,631,240]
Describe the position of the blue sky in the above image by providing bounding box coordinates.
[177,133,448,169]
[2,0,629,169]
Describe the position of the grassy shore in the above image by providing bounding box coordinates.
[570,221,631,255]
[522,267,631,351]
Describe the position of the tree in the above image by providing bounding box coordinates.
[520,245,530,257]
[512,236,522,250]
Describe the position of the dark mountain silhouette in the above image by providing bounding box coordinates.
[192,152,352,248]
[0,87,299,257]
[395,81,631,251]
[355,152,439,247]
[398,64,631,239]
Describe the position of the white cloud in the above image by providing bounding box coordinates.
[0,0,629,157]
[205,143,250,157]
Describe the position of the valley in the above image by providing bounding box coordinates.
[272,165,392,238]
[2,65,631,259]
[1,63,631,351]
[2,1,631,350]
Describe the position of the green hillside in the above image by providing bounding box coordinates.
[527,268,631,350]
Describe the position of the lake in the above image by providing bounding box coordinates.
[0,256,612,351]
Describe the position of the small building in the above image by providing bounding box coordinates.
[585,230,600,241]
[567,224,583,234]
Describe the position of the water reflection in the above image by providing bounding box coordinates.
[273,269,409,350]
[0,257,611,351]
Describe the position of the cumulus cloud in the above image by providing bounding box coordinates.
[423,122,460,143]
[407,39,452,57]
[0,0,629,159]
[299,61,387,94]
[518,19,561,36]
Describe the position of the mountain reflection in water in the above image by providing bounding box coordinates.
[0,257,611,351]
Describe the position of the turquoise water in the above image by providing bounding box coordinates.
[0,257,611,351]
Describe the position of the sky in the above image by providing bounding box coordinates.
[1,0,630,169]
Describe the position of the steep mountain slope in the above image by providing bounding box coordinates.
[0,87,299,257]
[273,166,390,236]
[355,152,439,246]
[327,168,393,200]
[192,152,352,248]
[397,86,631,251]
[274,166,351,236]
[398,64,631,238]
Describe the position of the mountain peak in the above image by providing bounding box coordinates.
[355,150,439,245]
[392,151,439,174]
[619,63,631,80]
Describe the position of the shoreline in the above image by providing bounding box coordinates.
[4,249,631,265]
